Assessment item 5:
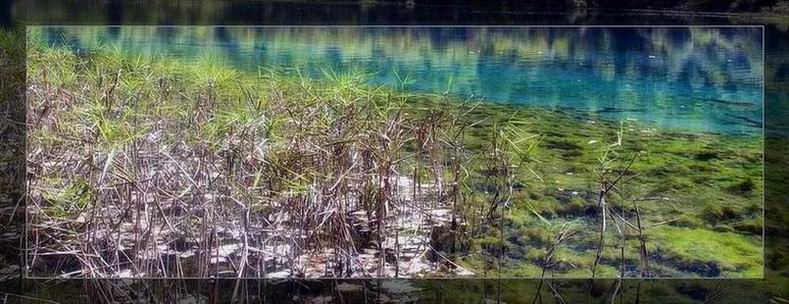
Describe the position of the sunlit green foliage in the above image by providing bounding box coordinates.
[25,36,763,278]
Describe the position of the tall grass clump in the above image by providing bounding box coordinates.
[25,41,524,278]
[24,37,764,280]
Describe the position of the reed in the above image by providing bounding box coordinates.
[24,38,763,281]
[25,43,513,278]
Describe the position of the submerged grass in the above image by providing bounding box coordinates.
[649,225,763,277]
[24,37,764,279]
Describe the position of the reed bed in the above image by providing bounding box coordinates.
[25,42,541,278]
[25,37,763,280]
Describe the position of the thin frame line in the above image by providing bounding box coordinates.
[22,25,767,280]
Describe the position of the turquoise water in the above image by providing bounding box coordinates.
[36,26,764,135]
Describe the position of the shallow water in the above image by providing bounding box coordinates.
[34,26,764,135]
[2,0,786,300]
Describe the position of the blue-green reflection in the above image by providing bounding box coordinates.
[33,26,764,135]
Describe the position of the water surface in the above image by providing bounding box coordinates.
[34,26,764,135]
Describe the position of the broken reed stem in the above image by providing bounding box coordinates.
[591,152,639,278]
[26,45,651,282]
[633,199,650,277]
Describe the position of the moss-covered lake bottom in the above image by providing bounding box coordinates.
[425,99,764,278]
[25,45,763,279]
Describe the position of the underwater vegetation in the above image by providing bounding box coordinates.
[24,33,762,280]
[33,26,764,135]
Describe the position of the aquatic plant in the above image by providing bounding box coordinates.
[25,42,495,279]
[24,37,763,281]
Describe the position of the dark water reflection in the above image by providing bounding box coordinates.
[34,26,764,134]
[8,0,789,137]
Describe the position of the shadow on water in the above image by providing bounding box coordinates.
[3,0,788,26]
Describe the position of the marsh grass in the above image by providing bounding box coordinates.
[24,38,764,280]
[25,42,511,279]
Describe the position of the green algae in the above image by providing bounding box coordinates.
[25,42,764,278]
[414,89,763,277]
[649,226,763,277]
